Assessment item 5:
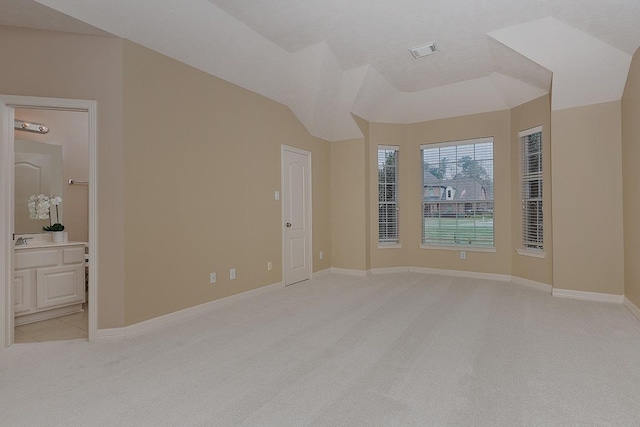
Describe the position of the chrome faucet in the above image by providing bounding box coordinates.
[15,236,33,246]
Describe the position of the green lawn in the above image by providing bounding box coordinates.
[423,217,494,246]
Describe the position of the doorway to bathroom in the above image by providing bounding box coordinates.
[0,95,98,349]
[14,108,89,342]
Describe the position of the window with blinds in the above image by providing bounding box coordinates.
[421,138,494,247]
[378,146,399,244]
[520,126,543,251]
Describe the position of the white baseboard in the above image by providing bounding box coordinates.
[96,281,284,341]
[370,266,410,275]
[552,288,624,304]
[511,276,552,293]
[330,268,369,277]
[312,268,332,278]
[336,267,625,307]
[95,327,126,341]
[408,266,511,282]
[96,270,634,342]
[624,297,640,321]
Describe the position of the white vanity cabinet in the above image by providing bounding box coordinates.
[14,242,86,326]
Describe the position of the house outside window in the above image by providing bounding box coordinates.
[520,126,543,252]
[421,138,494,247]
[378,146,399,244]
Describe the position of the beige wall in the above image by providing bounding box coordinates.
[551,101,624,295]
[330,138,367,270]
[0,26,125,329]
[510,95,553,285]
[122,41,331,325]
[312,139,333,273]
[622,48,640,307]
[353,115,372,270]
[350,111,513,274]
[5,25,637,333]
[2,27,332,329]
[14,109,89,243]
[368,122,409,269]
[405,110,512,274]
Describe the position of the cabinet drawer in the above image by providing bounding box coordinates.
[63,247,85,264]
[15,249,58,270]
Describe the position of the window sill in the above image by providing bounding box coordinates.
[378,243,402,249]
[516,249,546,258]
[420,244,496,253]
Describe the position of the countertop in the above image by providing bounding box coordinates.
[14,237,87,250]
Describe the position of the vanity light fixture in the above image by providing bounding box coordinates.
[409,41,439,59]
[14,119,49,134]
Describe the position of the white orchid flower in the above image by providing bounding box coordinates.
[27,193,58,223]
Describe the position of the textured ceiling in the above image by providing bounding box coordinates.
[208,0,640,92]
[5,0,640,141]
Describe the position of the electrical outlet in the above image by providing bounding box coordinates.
[267,261,272,271]
[319,251,324,260]
[230,268,236,280]
[460,251,466,260]
[209,272,216,284]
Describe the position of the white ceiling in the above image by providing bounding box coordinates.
[5,0,640,141]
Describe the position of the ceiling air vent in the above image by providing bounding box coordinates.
[409,42,439,59]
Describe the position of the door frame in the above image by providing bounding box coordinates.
[281,145,312,286]
[0,95,98,349]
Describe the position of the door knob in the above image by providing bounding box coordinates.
[286,222,292,228]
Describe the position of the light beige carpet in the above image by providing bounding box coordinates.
[1,272,640,426]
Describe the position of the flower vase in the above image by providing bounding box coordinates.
[52,231,64,243]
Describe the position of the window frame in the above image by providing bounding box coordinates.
[377,145,400,246]
[518,126,544,257]
[420,137,495,251]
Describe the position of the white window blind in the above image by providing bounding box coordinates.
[421,138,494,247]
[378,146,399,244]
[520,126,543,251]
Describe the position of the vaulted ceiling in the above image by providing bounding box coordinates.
[4,0,640,141]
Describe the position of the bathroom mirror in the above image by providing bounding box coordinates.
[14,139,64,234]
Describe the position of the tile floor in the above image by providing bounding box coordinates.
[14,303,88,343]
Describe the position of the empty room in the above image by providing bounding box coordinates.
[1,0,640,425]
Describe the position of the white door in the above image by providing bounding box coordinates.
[282,146,311,286]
